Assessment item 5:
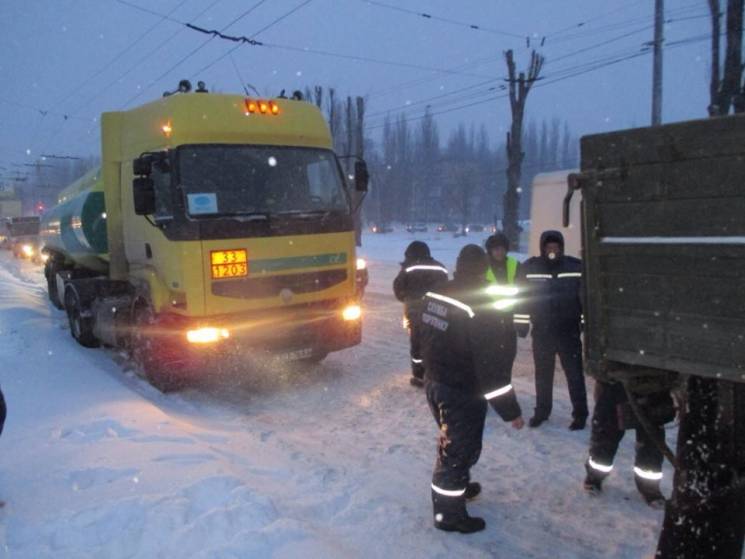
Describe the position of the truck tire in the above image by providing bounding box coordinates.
[64,286,99,348]
[131,305,184,393]
[45,260,64,310]
[300,350,328,365]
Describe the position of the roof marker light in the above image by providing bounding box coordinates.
[245,99,257,114]
[269,101,280,115]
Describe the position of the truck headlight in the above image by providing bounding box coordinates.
[41,253,50,263]
[22,244,34,257]
[356,258,367,271]
[493,298,518,311]
[342,304,362,321]
[186,327,230,344]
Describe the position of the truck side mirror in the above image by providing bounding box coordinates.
[354,160,369,192]
[133,156,152,177]
[564,173,582,227]
[133,177,156,215]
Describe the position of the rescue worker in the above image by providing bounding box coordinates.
[484,232,523,377]
[485,232,520,286]
[420,244,524,533]
[518,230,588,430]
[393,241,448,387]
[584,380,673,507]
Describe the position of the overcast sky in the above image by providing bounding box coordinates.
[1,0,712,171]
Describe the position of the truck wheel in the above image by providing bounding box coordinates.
[45,261,64,310]
[300,351,328,365]
[132,305,183,393]
[64,287,99,348]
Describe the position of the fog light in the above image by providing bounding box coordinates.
[356,258,367,271]
[342,304,362,321]
[186,327,230,344]
[41,253,50,263]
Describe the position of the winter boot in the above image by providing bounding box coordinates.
[569,416,587,431]
[409,377,424,388]
[635,477,665,509]
[583,473,603,495]
[529,415,548,428]
[583,461,607,495]
[432,490,486,534]
[464,482,481,501]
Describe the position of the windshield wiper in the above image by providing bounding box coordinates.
[205,212,271,222]
[275,209,346,219]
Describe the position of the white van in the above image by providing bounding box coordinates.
[528,170,582,258]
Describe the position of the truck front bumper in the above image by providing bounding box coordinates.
[150,299,363,369]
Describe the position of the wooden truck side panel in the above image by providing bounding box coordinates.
[580,114,745,383]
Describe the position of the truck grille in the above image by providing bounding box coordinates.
[212,269,348,299]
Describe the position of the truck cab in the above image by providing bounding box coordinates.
[42,87,369,390]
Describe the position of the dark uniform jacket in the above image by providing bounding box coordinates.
[420,279,522,421]
[393,257,448,319]
[518,231,583,331]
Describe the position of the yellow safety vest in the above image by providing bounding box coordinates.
[486,256,518,285]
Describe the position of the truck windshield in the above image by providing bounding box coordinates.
[178,145,349,218]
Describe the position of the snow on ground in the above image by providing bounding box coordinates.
[0,233,675,558]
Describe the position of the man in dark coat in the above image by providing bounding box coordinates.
[584,380,673,507]
[393,241,448,387]
[518,230,588,430]
[420,244,524,533]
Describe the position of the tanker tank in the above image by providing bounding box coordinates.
[40,167,108,273]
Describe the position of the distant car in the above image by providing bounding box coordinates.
[370,223,394,234]
[11,236,42,262]
[465,224,484,233]
[405,223,428,233]
[436,223,458,233]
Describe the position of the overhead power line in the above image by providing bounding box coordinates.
[121,0,271,108]
[360,0,525,39]
[114,1,494,80]
[363,31,712,132]
[189,0,315,79]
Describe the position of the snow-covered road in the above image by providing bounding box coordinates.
[0,233,672,558]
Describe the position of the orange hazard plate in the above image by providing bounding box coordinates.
[210,249,248,279]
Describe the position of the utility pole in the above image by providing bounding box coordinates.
[652,0,664,125]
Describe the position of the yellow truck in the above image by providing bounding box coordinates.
[40,84,369,390]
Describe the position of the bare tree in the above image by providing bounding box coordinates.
[446,161,478,235]
[503,49,544,248]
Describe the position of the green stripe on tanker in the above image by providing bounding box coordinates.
[40,168,109,273]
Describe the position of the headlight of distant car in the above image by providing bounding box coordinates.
[22,244,34,257]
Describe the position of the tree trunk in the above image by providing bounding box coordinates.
[504,129,523,247]
[502,50,543,250]
[656,377,745,558]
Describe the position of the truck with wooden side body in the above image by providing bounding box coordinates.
[41,83,369,391]
[566,114,745,558]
